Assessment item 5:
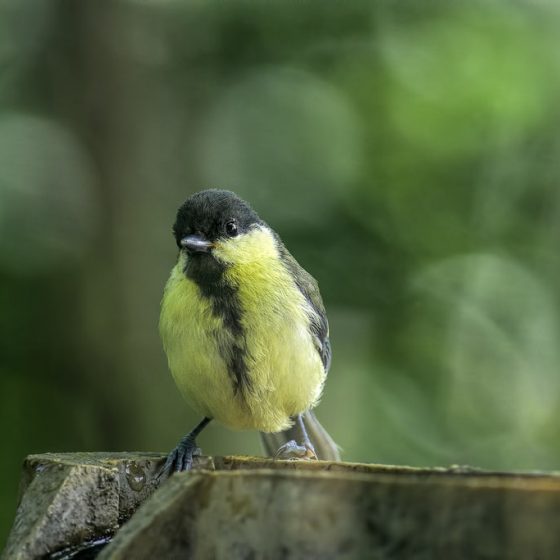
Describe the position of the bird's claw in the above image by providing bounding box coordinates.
[156,438,202,483]
[274,439,317,460]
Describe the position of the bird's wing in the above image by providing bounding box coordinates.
[276,240,331,373]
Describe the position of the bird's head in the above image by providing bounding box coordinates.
[173,189,273,280]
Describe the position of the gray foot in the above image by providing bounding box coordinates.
[274,439,317,460]
[157,438,202,481]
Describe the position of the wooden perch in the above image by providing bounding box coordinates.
[3,453,560,559]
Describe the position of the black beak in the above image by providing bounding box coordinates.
[180,234,213,254]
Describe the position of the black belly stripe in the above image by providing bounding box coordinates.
[184,254,250,394]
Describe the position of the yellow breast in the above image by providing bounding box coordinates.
[159,227,326,432]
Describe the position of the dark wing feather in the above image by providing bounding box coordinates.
[275,237,331,372]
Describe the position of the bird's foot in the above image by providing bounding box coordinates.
[156,436,202,482]
[274,439,317,460]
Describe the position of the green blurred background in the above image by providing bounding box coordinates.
[2,0,560,544]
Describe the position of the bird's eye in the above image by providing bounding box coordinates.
[225,220,238,237]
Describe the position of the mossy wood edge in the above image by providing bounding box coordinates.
[3,453,560,559]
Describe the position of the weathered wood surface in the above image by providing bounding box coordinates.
[3,453,560,559]
[2,453,172,560]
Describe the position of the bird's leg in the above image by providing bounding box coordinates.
[274,414,318,460]
[157,417,211,481]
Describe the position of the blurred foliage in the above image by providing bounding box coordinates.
[2,0,560,545]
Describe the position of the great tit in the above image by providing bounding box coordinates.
[158,189,339,476]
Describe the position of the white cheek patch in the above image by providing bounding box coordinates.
[213,225,277,265]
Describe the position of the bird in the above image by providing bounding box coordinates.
[158,189,339,477]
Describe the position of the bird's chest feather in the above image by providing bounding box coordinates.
[160,250,324,432]
[159,263,234,417]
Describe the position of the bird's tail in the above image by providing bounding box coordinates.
[260,410,341,461]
